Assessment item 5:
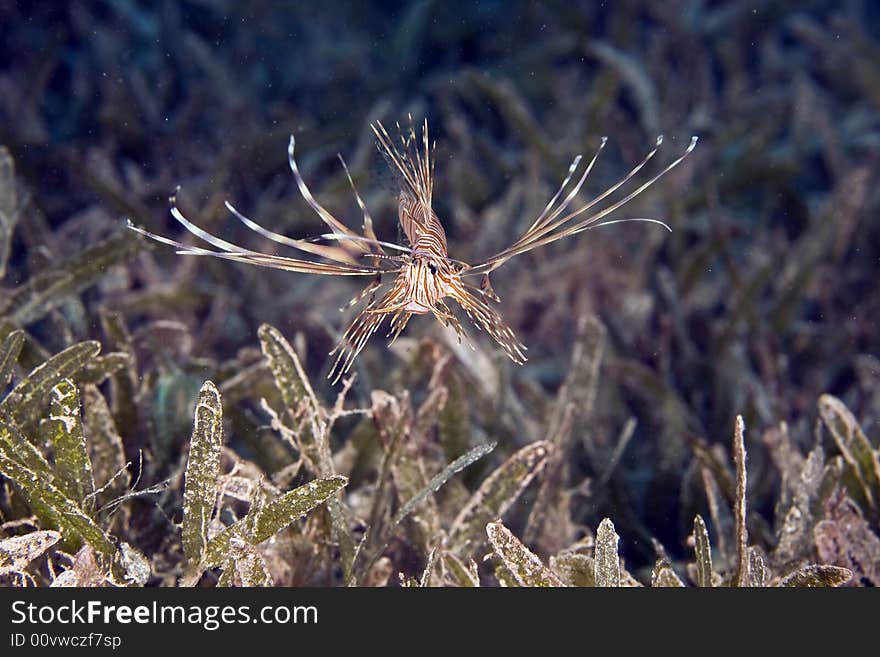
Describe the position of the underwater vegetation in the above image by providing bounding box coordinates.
[0,311,872,586]
[0,1,879,586]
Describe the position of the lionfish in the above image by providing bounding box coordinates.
[128,119,696,382]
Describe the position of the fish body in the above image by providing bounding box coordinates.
[127,118,696,382]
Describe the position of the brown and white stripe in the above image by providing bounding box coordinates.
[128,117,696,383]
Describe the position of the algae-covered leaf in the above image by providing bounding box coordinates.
[238,480,271,543]
[389,451,438,557]
[362,556,393,588]
[693,514,713,587]
[447,441,550,555]
[0,432,114,559]
[351,392,408,583]
[244,475,348,554]
[0,415,53,478]
[487,521,565,587]
[77,352,131,386]
[494,561,519,587]
[327,496,357,585]
[82,384,128,497]
[438,368,471,464]
[0,328,24,390]
[419,547,437,587]
[773,444,824,567]
[204,475,348,566]
[259,324,336,488]
[565,314,606,427]
[0,530,60,576]
[524,316,605,550]
[0,340,101,429]
[49,544,106,587]
[259,323,349,561]
[763,422,805,514]
[594,517,620,587]
[40,379,95,507]
[118,542,150,586]
[778,564,852,587]
[813,490,880,586]
[181,381,224,568]
[387,389,445,556]
[0,146,20,278]
[258,323,319,412]
[522,404,574,551]
[818,394,880,515]
[700,464,732,564]
[732,415,749,587]
[218,538,273,587]
[651,559,685,587]
[748,547,768,587]
[393,441,496,526]
[99,309,139,434]
[550,553,596,587]
[3,232,142,326]
[442,551,480,587]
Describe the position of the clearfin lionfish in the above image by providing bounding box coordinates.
[128,118,697,382]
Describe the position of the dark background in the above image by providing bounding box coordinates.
[1,0,878,574]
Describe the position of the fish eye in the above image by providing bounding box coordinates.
[428,263,437,275]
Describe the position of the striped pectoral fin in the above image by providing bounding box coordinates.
[224,200,360,265]
[328,308,386,383]
[479,307,527,365]
[341,274,383,311]
[451,284,527,364]
[432,301,472,348]
[128,190,393,277]
[327,282,409,382]
[466,135,697,275]
[337,153,384,254]
[287,135,369,258]
[176,248,388,276]
[386,311,413,345]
